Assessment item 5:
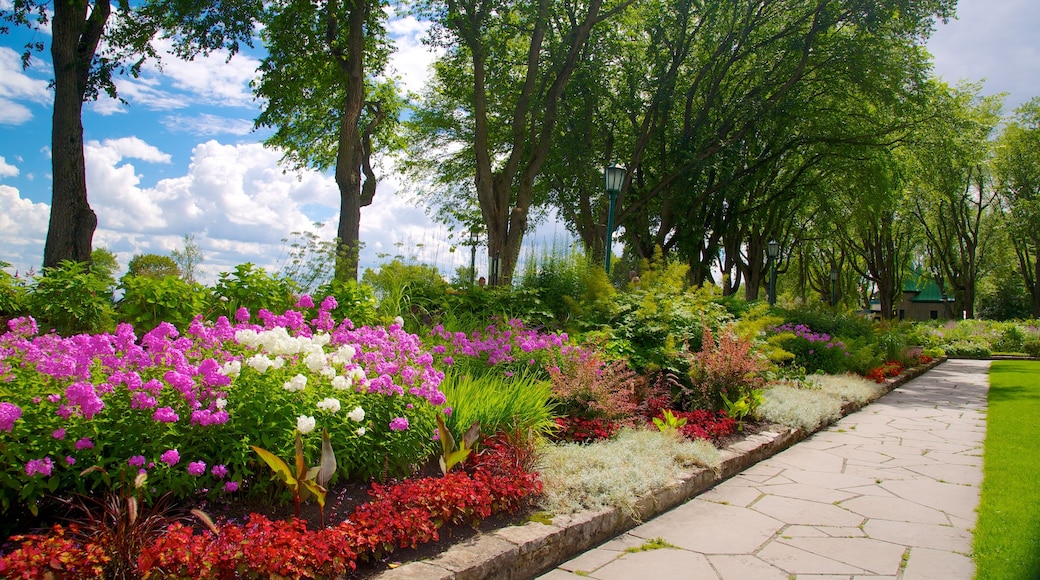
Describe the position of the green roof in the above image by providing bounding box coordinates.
[902,276,952,302]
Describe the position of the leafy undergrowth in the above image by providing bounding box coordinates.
[0,440,541,579]
[974,361,1040,580]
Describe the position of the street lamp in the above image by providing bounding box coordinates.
[603,164,626,274]
[767,240,779,306]
[469,228,480,285]
[829,267,838,307]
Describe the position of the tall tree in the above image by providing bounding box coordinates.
[407,0,632,284]
[908,83,1003,319]
[2,1,261,269]
[254,0,401,281]
[994,97,1040,316]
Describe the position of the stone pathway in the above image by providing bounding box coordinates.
[538,359,990,580]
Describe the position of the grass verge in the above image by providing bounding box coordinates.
[974,360,1040,579]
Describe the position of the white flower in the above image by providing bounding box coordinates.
[271,357,286,370]
[356,426,366,436]
[320,367,337,379]
[304,352,327,373]
[296,415,316,434]
[219,360,241,378]
[316,397,341,414]
[332,345,356,364]
[234,330,259,347]
[347,406,365,423]
[331,376,351,390]
[246,355,274,374]
[283,374,308,392]
[312,333,331,347]
[214,398,227,410]
[393,316,404,327]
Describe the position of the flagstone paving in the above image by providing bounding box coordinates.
[537,359,990,579]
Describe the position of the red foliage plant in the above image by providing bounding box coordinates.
[649,410,737,443]
[547,347,645,424]
[864,361,905,384]
[550,416,619,443]
[687,326,769,410]
[0,450,542,579]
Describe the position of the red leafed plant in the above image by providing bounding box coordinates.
[686,326,769,411]
[865,360,905,383]
[649,409,737,443]
[547,348,645,424]
[1,444,543,579]
[550,416,619,443]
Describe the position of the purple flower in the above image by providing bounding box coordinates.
[153,407,179,423]
[65,382,105,419]
[128,455,146,467]
[131,391,158,410]
[187,461,206,476]
[160,449,180,466]
[442,407,453,416]
[52,428,66,440]
[25,457,54,477]
[65,456,76,466]
[389,417,410,431]
[295,295,315,309]
[211,464,228,479]
[0,402,22,433]
[235,307,250,322]
[74,437,94,450]
[224,481,239,493]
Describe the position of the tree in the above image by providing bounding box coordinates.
[253,0,401,282]
[170,233,204,285]
[1,1,260,269]
[994,97,1040,316]
[125,254,181,280]
[908,83,1003,319]
[407,0,632,284]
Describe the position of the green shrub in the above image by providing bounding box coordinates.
[1022,339,1040,358]
[775,305,875,341]
[942,339,992,358]
[118,275,209,331]
[0,263,28,317]
[993,323,1027,353]
[684,325,769,410]
[125,254,181,279]
[438,370,557,440]
[26,261,115,335]
[209,263,299,320]
[314,278,380,327]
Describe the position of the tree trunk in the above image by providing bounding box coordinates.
[332,0,368,282]
[43,0,108,269]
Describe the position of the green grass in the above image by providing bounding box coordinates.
[974,361,1040,580]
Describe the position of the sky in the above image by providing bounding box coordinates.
[1,0,1038,284]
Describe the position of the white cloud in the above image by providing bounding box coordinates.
[150,39,261,109]
[0,155,20,178]
[0,185,49,272]
[927,0,1040,110]
[0,47,52,124]
[387,15,440,94]
[161,113,255,136]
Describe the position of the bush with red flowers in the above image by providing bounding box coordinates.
[648,409,737,443]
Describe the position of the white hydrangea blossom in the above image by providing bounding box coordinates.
[304,351,327,373]
[347,406,365,423]
[283,374,308,392]
[331,345,356,365]
[271,357,286,370]
[356,426,367,436]
[311,333,331,347]
[219,360,241,378]
[316,397,341,414]
[296,415,316,434]
[234,329,259,347]
[320,367,337,379]
[246,354,274,374]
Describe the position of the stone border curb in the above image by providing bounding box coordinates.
[373,358,946,580]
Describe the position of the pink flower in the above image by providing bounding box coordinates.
[295,295,315,309]
[224,481,239,493]
[389,417,410,431]
[74,437,94,450]
[153,407,179,423]
[187,461,206,476]
[160,449,180,466]
[52,428,66,440]
[0,402,23,433]
[235,307,251,322]
[65,456,76,466]
[210,464,228,479]
[128,455,147,467]
[25,457,54,477]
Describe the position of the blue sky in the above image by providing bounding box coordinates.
[1,0,1038,282]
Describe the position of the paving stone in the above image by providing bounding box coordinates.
[752,494,864,527]
[698,483,764,507]
[706,554,789,580]
[629,499,783,554]
[778,536,907,575]
[756,482,858,504]
[585,548,718,579]
[840,495,951,525]
[757,540,867,575]
[556,548,618,574]
[862,519,972,552]
[902,546,975,580]
[880,479,980,520]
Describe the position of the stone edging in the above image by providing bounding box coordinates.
[373,358,945,580]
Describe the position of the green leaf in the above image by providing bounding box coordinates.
[251,445,297,487]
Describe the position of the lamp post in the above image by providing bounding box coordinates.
[767,240,779,306]
[829,267,838,307]
[469,228,479,285]
[603,164,626,274]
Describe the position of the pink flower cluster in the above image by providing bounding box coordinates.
[0,401,20,432]
[426,319,569,370]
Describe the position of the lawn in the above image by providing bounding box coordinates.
[974,360,1040,580]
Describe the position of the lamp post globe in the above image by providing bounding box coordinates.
[603,164,626,274]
